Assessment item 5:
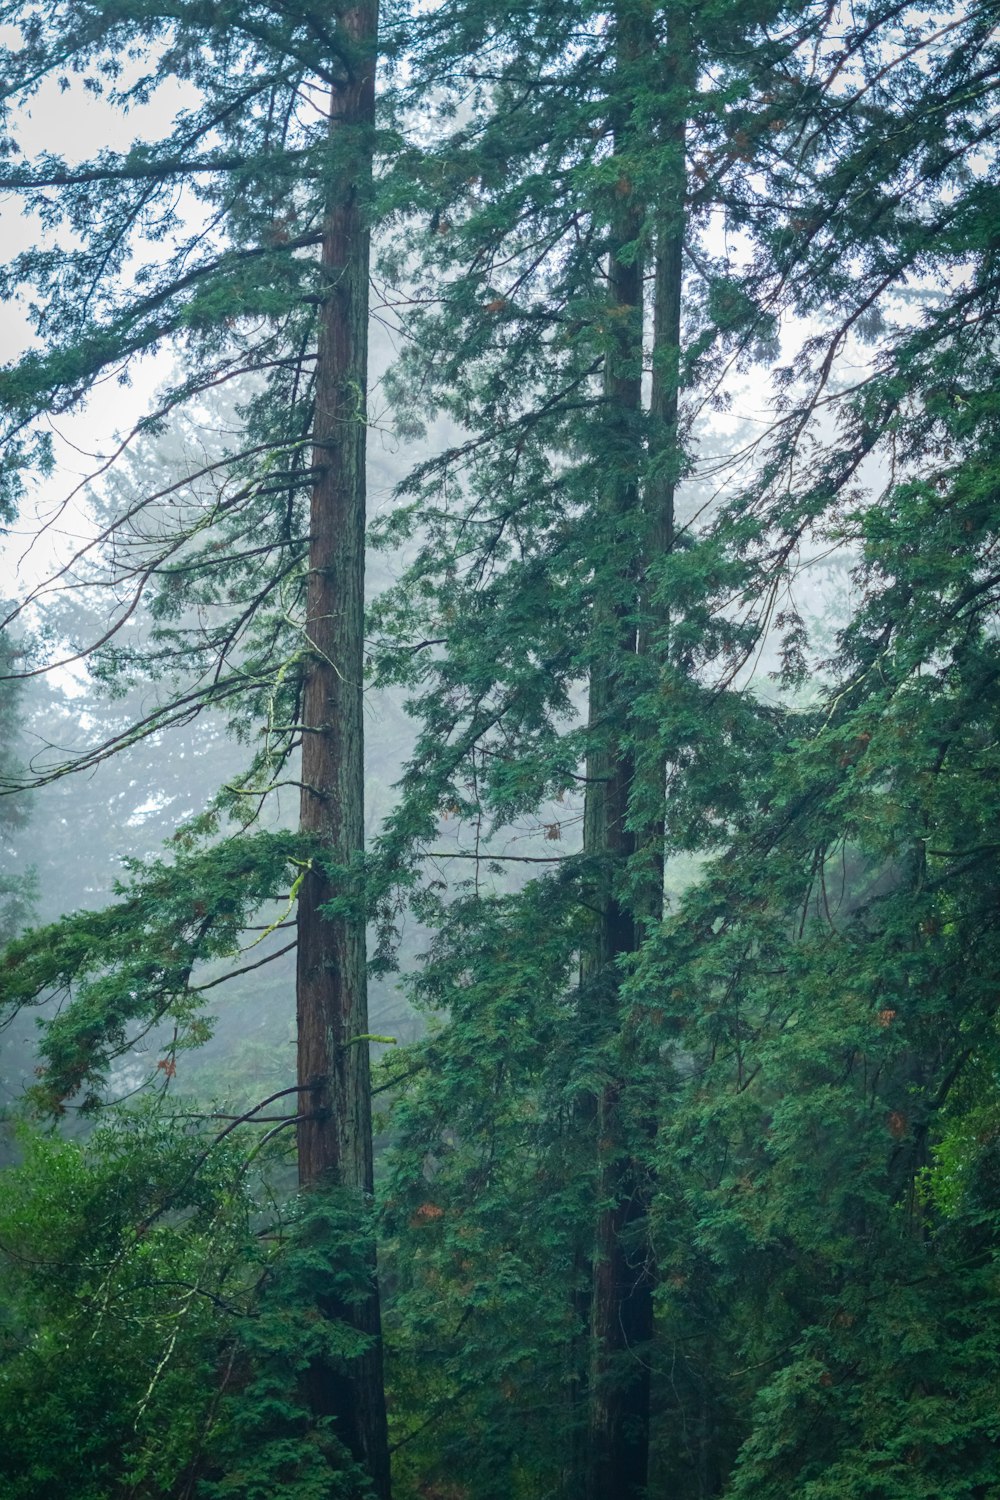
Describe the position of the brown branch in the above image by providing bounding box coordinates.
[189,940,297,994]
[422,849,569,863]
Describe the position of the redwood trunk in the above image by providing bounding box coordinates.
[295,5,390,1495]
[582,8,652,1494]
[583,12,690,1497]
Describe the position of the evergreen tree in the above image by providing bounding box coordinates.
[0,1,389,1488]
[371,0,1000,1495]
[369,1,814,1491]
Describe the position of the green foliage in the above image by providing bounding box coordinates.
[0,1109,385,1500]
[200,1192,379,1500]
[381,876,592,1497]
[0,830,307,1111]
[0,1106,262,1499]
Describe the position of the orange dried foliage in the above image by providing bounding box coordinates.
[410,1202,445,1227]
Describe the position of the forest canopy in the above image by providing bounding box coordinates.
[1,1,999,1497]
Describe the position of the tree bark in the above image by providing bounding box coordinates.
[295,4,390,1495]
[582,6,651,1496]
[583,10,690,1496]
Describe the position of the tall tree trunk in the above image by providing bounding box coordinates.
[649,14,688,615]
[634,37,690,1496]
[638,9,690,893]
[295,5,390,1496]
[583,10,691,1496]
[582,6,651,1496]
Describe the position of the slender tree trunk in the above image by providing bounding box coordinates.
[582,6,651,1496]
[637,11,689,893]
[642,33,692,1493]
[649,17,688,611]
[295,5,390,1495]
[583,11,691,1496]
